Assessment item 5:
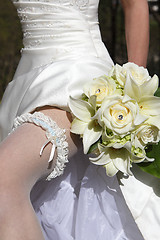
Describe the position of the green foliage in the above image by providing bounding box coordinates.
[155,87,160,97]
[138,142,160,179]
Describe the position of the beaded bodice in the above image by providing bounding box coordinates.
[11,0,112,70]
[12,1,100,52]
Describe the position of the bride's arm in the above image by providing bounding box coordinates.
[120,0,149,67]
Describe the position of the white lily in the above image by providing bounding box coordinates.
[123,73,160,129]
[89,144,133,176]
[90,140,153,176]
[69,96,102,154]
[139,96,160,117]
[124,72,159,102]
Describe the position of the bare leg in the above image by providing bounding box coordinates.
[0,108,81,240]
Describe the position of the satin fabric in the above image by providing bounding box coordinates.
[0,0,159,239]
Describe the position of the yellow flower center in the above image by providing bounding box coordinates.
[110,103,130,124]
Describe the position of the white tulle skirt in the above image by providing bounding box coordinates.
[31,148,144,240]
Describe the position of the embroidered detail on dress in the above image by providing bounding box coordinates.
[70,0,89,9]
[13,0,89,12]
[23,39,42,48]
[12,0,90,50]
[11,112,69,181]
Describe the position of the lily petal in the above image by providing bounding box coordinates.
[69,96,94,122]
[83,121,102,154]
[70,118,87,134]
[145,156,155,162]
[146,116,160,129]
[89,151,105,162]
[113,154,131,175]
[88,95,97,109]
[134,113,148,125]
[139,96,160,116]
[142,74,159,96]
[122,94,133,103]
[110,141,131,150]
[89,152,111,165]
[104,162,118,177]
[124,74,141,101]
[91,108,104,127]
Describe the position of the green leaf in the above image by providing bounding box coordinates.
[155,87,160,97]
[81,93,89,101]
[88,139,101,154]
[137,142,160,178]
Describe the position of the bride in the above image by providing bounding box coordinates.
[0,0,157,239]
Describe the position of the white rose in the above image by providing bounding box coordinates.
[99,95,146,136]
[123,62,151,86]
[135,124,160,145]
[83,76,117,104]
[109,64,126,87]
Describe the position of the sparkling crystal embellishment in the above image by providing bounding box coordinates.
[118,114,123,120]
[95,89,101,94]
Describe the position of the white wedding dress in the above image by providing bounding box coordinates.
[0,0,160,239]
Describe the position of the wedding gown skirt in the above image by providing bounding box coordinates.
[0,0,160,239]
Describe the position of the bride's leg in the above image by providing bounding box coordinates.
[0,107,81,240]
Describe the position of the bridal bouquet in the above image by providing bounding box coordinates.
[69,63,160,178]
